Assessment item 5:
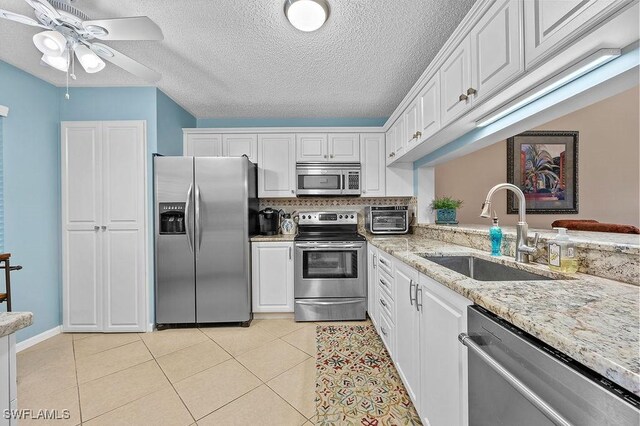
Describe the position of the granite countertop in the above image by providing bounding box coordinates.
[365,233,640,396]
[0,312,33,338]
[250,234,297,242]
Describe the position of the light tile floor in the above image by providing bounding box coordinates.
[15,318,347,426]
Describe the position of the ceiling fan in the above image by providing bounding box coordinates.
[0,0,163,83]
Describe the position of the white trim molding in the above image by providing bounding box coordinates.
[0,105,8,117]
[184,126,384,135]
[16,325,62,352]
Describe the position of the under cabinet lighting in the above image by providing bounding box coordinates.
[476,48,621,128]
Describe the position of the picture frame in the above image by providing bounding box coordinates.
[507,131,579,214]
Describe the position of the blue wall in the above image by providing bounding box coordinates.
[157,90,196,155]
[197,117,387,128]
[0,61,62,342]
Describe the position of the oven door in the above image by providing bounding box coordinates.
[296,168,343,196]
[294,241,366,298]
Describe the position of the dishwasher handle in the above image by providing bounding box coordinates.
[459,333,573,426]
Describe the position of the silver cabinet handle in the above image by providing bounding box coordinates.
[380,326,387,336]
[416,286,423,311]
[324,155,328,159]
[379,278,388,289]
[330,154,334,158]
[291,189,295,194]
[373,254,377,268]
[379,258,388,267]
[459,334,573,426]
[467,87,477,96]
[409,279,415,306]
[101,225,107,230]
[379,298,387,308]
[459,93,468,102]
[289,246,292,260]
[296,299,361,306]
[94,225,100,230]
[185,183,194,254]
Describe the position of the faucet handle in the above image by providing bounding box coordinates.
[532,232,540,248]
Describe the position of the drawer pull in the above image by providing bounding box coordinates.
[379,278,389,288]
[380,298,387,308]
[459,93,468,102]
[467,87,477,96]
[409,279,416,306]
[379,258,389,267]
[381,327,387,336]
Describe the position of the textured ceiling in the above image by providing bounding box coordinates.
[0,0,475,118]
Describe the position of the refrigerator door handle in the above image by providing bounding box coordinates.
[185,183,194,254]
[195,184,202,258]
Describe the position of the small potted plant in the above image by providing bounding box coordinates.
[430,196,463,224]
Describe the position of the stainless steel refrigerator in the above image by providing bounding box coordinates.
[154,156,258,326]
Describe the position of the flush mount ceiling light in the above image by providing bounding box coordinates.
[285,0,329,32]
[33,30,67,56]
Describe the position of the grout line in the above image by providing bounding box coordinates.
[73,334,142,360]
[71,335,84,425]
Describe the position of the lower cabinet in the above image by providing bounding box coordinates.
[370,251,472,426]
[0,334,16,426]
[251,242,295,312]
[367,245,378,326]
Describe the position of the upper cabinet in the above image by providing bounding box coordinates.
[524,0,623,68]
[258,134,296,198]
[360,133,386,197]
[223,134,258,163]
[403,100,421,151]
[440,37,473,126]
[470,0,524,101]
[184,133,222,157]
[296,133,360,162]
[418,73,441,143]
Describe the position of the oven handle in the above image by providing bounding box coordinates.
[458,333,573,426]
[296,244,364,249]
[296,300,362,306]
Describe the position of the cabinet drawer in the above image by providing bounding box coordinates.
[377,252,394,276]
[377,284,394,323]
[378,269,394,300]
[378,309,395,357]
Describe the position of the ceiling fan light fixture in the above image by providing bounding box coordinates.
[285,0,329,32]
[74,44,105,73]
[41,51,69,72]
[33,30,67,56]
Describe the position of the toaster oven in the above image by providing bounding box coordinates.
[365,206,410,234]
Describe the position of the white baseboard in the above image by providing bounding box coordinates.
[16,326,62,353]
[253,312,295,320]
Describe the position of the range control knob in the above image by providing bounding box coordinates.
[301,215,306,220]
[339,215,343,219]
[350,215,355,219]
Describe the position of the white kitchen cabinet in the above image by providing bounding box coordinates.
[470,0,524,102]
[367,245,378,326]
[386,163,414,197]
[385,118,407,166]
[440,37,473,126]
[394,260,421,406]
[418,73,441,142]
[251,242,295,312]
[0,334,16,426]
[297,133,360,162]
[296,133,327,162]
[223,134,258,163]
[184,133,222,157]
[360,133,386,197]
[258,134,296,197]
[328,133,360,162]
[403,99,420,151]
[524,0,623,68]
[419,273,472,426]
[62,121,147,332]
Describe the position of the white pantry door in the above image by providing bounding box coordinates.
[62,121,147,332]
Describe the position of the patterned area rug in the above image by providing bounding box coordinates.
[315,324,421,425]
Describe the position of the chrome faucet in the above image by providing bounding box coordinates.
[480,183,539,263]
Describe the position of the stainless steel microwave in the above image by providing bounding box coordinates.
[296,163,361,196]
[365,206,410,234]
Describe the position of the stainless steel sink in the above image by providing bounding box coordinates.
[421,255,553,281]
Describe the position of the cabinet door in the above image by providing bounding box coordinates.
[471,0,524,102]
[524,0,621,67]
[419,74,441,142]
[367,245,378,326]
[328,133,360,162]
[252,243,294,312]
[394,116,407,158]
[101,121,146,332]
[403,100,420,151]
[394,261,421,407]
[440,37,472,126]
[296,133,327,162]
[184,133,222,157]
[386,163,413,197]
[360,134,386,197]
[419,274,471,426]
[385,125,396,166]
[223,134,258,163]
[258,134,296,197]
[62,122,103,332]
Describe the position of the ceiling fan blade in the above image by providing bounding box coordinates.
[0,8,47,27]
[90,43,161,82]
[23,0,60,22]
[82,17,163,41]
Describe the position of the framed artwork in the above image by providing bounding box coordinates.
[507,131,578,214]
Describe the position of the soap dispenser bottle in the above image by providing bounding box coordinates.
[489,213,502,256]
[548,227,578,273]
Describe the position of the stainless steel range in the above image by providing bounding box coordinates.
[294,211,367,321]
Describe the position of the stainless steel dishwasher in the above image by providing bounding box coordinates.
[460,306,640,426]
